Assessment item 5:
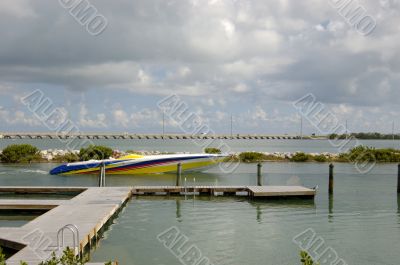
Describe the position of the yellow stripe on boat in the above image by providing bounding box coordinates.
[118,154,144,159]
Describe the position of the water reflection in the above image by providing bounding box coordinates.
[397,194,400,215]
[176,199,181,220]
[249,199,316,223]
[256,204,262,223]
[328,194,334,222]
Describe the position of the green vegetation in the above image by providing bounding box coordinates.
[290,152,310,162]
[0,247,5,265]
[39,248,84,265]
[300,251,319,265]
[328,133,347,140]
[204,147,221,154]
[0,144,41,163]
[329,132,400,140]
[2,143,400,164]
[235,152,331,163]
[237,152,285,162]
[312,154,328,162]
[52,152,80,163]
[235,147,400,163]
[0,247,111,265]
[79,145,113,161]
[238,152,267,162]
[339,146,400,163]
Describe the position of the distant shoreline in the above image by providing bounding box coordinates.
[0,148,399,164]
[0,132,399,141]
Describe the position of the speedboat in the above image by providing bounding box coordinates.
[49,153,227,175]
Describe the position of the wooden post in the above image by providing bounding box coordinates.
[257,163,262,186]
[329,163,334,194]
[397,164,400,193]
[176,163,182,186]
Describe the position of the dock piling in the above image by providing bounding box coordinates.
[103,164,106,187]
[193,177,196,202]
[184,177,187,199]
[98,162,106,187]
[397,164,400,193]
[176,163,182,186]
[257,163,263,186]
[329,163,334,194]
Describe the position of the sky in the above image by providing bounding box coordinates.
[0,0,399,135]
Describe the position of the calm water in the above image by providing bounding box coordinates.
[1,139,400,153]
[0,162,399,264]
[0,211,45,227]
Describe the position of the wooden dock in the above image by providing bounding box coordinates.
[0,185,315,264]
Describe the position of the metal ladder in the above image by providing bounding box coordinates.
[57,224,81,258]
[98,162,106,187]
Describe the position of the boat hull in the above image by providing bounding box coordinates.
[50,154,227,175]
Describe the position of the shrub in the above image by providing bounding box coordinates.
[53,152,80,163]
[204,147,221,154]
[238,152,266,162]
[79,145,113,161]
[328,133,338,140]
[339,146,400,163]
[0,144,41,163]
[39,248,84,265]
[290,152,309,162]
[223,154,239,162]
[313,154,327,162]
[300,251,320,265]
[0,247,5,264]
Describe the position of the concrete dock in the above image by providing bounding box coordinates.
[0,185,315,264]
[131,185,316,198]
[0,187,132,265]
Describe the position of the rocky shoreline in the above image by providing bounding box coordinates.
[2,145,399,163]
[0,148,340,163]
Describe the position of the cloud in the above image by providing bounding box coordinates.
[78,104,107,128]
[254,106,268,121]
[112,109,129,128]
[0,0,398,133]
[131,108,161,128]
[0,0,37,18]
[0,1,394,102]
[0,106,41,126]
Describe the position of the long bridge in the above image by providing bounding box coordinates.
[0,132,302,140]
